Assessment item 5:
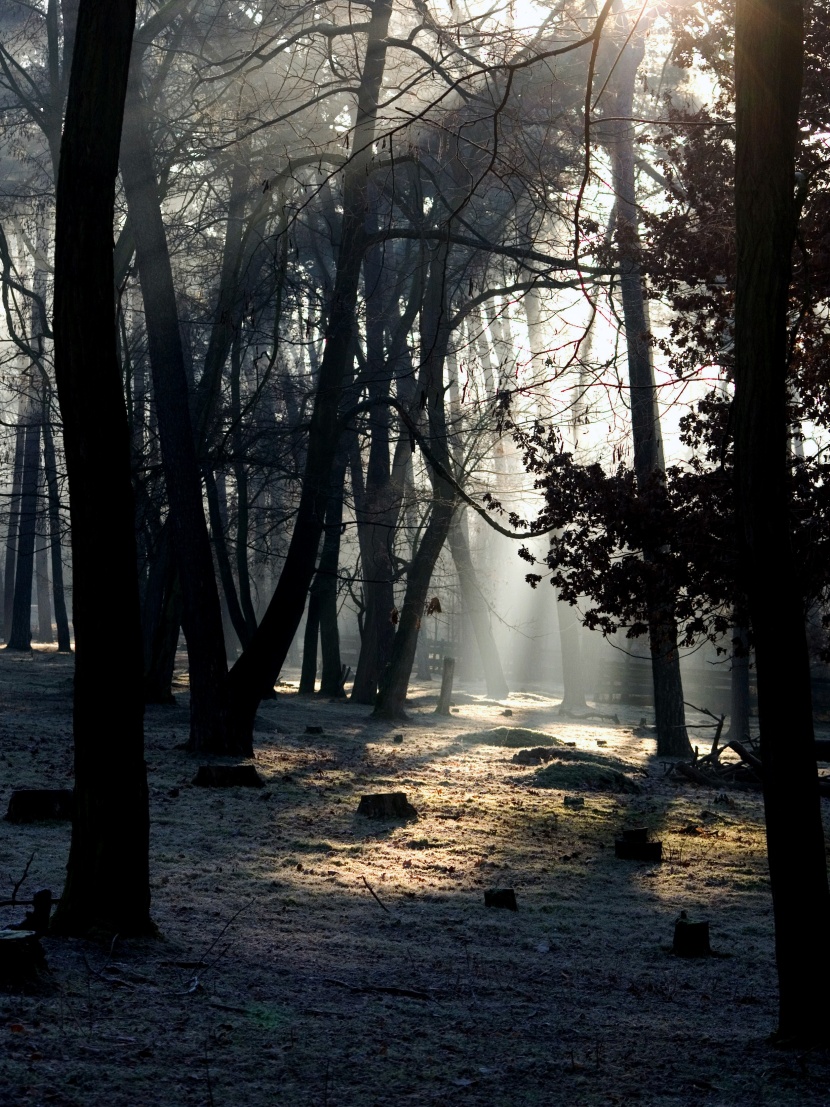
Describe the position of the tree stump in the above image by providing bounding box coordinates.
[6,789,73,823]
[305,725,324,735]
[0,930,46,987]
[484,888,518,911]
[673,913,711,957]
[357,793,418,820]
[192,765,264,788]
[11,889,53,935]
[615,827,663,861]
[435,657,456,716]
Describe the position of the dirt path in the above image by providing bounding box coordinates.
[1,648,829,1106]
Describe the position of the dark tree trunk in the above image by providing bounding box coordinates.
[50,0,152,937]
[3,388,26,641]
[448,515,508,699]
[224,0,394,741]
[317,460,347,697]
[373,237,457,719]
[120,62,237,755]
[299,595,320,694]
[373,493,456,719]
[603,28,690,756]
[557,597,588,714]
[733,0,830,1039]
[8,415,41,650]
[41,392,71,650]
[35,469,52,642]
[204,469,254,650]
[728,625,751,741]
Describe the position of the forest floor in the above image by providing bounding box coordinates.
[2,647,830,1107]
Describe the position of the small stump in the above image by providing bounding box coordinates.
[673,913,711,957]
[615,826,662,862]
[305,725,324,735]
[192,765,264,788]
[484,888,518,911]
[563,795,585,809]
[357,793,418,820]
[6,789,73,823]
[11,889,53,935]
[0,930,46,988]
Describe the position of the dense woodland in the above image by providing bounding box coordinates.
[1,0,830,1089]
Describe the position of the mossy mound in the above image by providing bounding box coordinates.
[459,726,564,748]
[532,760,641,794]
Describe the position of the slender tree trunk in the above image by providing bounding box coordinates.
[40,393,71,649]
[557,597,588,714]
[733,0,830,1039]
[8,412,41,650]
[120,61,237,755]
[299,596,320,694]
[50,0,152,937]
[728,625,751,741]
[3,387,26,641]
[35,468,52,642]
[224,0,394,741]
[448,515,508,699]
[604,27,690,756]
[317,458,347,697]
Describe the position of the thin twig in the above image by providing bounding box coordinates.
[361,875,390,914]
[10,852,35,906]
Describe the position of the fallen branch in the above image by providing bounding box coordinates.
[361,875,390,915]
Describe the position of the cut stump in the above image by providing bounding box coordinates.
[0,930,46,987]
[6,789,73,823]
[615,827,662,862]
[192,765,264,788]
[673,914,711,957]
[484,888,518,911]
[11,889,53,935]
[357,793,418,820]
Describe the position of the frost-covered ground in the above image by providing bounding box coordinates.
[2,647,829,1107]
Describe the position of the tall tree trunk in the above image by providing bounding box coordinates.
[317,456,348,697]
[40,389,71,649]
[728,625,751,741]
[3,386,26,641]
[8,409,41,650]
[557,596,588,714]
[50,0,151,937]
[299,596,320,694]
[224,0,394,741]
[733,0,830,1039]
[603,26,690,756]
[35,468,52,643]
[448,515,508,699]
[373,235,457,718]
[120,61,237,755]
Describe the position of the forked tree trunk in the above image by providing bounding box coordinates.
[224,0,394,742]
[51,0,152,937]
[733,0,830,1039]
[121,61,237,755]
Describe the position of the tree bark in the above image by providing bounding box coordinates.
[50,0,152,937]
[728,625,751,741]
[3,385,26,641]
[733,0,830,1039]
